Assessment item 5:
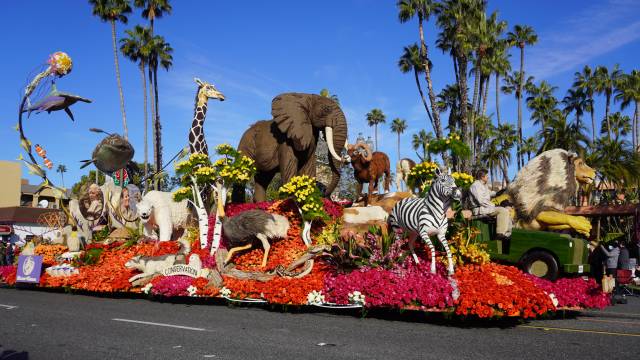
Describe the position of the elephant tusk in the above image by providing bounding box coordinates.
[324,127,344,163]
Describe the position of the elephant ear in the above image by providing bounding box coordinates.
[272,93,314,152]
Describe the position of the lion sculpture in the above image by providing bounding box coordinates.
[498,149,595,236]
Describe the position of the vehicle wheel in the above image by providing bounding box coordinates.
[521,251,559,281]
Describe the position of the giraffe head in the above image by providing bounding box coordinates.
[194,78,225,106]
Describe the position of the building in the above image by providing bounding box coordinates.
[0,161,69,243]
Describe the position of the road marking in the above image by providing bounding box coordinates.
[112,318,206,331]
[520,325,640,337]
[0,304,18,310]
[579,318,640,326]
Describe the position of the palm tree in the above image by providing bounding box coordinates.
[526,80,558,131]
[148,34,173,185]
[502,71,533,165]
[479,13,506,117]
[588,137,640,188]
[594,64,623,139]
[366,109,386,150]
[134,0,171,35]
[506,24,538,170]
[562,87,591,139]
[520,136,540,162]
[539,112,589,153]
[469,12,505,156]
[397,0,442,139]
[494,123,517,185]
[412,129,434,161]
[56,164,67,188]
[398,44,434,129]
[473,114,494,160]
[480,141,501,188]
[573,65,597,141]
[435,0,484,171]
[487,42,511,125]
[601,112,631,143]
[89,0,132,139]
[134,0,172,188]
[390,118,408,161]
[120,25,152,182]
[436,83,463,132]
[615,70,640,149]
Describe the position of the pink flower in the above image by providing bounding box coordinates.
[527,275,610,309]
[323,258,454,309]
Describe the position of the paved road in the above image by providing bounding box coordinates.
[0,287,639,360]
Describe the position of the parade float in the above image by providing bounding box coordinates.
[0,52,612,320]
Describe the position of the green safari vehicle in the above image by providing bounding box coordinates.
[470,218,590,280]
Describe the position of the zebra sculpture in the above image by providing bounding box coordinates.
[388,168,462,277]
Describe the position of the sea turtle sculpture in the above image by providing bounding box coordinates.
[81,131,137,174]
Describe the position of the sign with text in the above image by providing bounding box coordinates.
[162,264,199,278]
[16,255,43,283]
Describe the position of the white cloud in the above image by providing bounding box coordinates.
[527,0,640,79]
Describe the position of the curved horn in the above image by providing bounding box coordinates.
[357,143,373,162]
[324,127,344,162]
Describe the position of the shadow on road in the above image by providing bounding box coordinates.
[0,345,29,360]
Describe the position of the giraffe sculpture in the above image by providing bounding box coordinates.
[189,78,225,155]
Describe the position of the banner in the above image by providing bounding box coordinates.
[16,255,43,283]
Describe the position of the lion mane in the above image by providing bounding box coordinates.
[506,149,578,223]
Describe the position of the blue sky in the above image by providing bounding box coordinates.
[1,0,639,188]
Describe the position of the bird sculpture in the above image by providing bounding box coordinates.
[223,209,290,268]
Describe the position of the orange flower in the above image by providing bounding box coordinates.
[454,263,553,318]
[34,244,68,266]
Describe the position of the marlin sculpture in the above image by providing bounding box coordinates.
[22,85,91,121]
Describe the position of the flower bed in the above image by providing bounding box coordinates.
[455,263,555,318]
[0,198,612,320]
[0,265,17,285]
[34,244,68,266]
[323,259,455,309]
[526,275,610,309]
[40,242,180,292]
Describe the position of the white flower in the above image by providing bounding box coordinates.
[348,291,366,306]
[142,283,153,295]
[187,285,198,297]
[307,290,325,305]
[220,287,231,297]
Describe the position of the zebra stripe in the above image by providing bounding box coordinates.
[388,173,460,275]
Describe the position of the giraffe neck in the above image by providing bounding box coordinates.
[189,102,209,155]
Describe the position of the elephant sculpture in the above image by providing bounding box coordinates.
[232,93,349,202]
[347,142,391,201]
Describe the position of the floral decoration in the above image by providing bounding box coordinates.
[307,290,326,305]
[34,244,68,266]
[406,161,439,192]
[451,171,474,189]
[455,263,554,318]
[48,51,72,76]
[348,291,366,306]
[324,258,454,309]
[526,275,610,309]
[279,175,328,222]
